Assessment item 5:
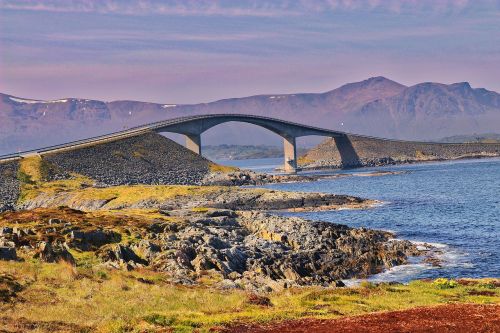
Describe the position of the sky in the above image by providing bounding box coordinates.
[1,0,499,104]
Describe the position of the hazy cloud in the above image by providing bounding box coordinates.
[1,0,499,103]
[1,0,497,16]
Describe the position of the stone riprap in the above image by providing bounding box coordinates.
[0,161,19,212]
[302,135,500,168]
[44,132,212,186]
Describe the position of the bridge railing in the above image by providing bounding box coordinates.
[2,113,495,161]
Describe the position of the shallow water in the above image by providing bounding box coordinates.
[222,157,500,282]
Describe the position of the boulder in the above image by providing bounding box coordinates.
[35,242,75,265]
[97,244,147,266]
[0,247,17,261]
[69,229,121,250]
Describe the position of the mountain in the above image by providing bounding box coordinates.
[1,77,500,155]
[351,82,500,139]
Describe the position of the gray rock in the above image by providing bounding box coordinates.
[35,242,75,265]
[97,244,146,266]
[0,246,17,261]
[69,229,121,250]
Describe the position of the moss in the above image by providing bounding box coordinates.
[142,313,176,327]
[69,250,101,269]
[17,170,35,185]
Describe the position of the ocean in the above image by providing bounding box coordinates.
[218,157,500,282]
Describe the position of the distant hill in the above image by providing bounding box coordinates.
[438,133,500,143]
[1,77,500,155]
[202,144,309,160]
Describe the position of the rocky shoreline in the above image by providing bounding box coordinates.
[0,207,420,292]
[0,134,432,292]
[17,181,378,212]
[202,169,406,186]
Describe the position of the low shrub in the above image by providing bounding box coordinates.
[142,313,176,327]
[433,278,458,289]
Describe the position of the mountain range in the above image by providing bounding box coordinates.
[1,76,500,155]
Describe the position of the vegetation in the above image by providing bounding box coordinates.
[438,133,500,144]
[0,260,498,333]
[15,155,257,208]
[16,156,94,203]
[208,162,240,173]
[6,151,498,333]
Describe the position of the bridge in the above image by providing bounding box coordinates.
[0,114,364,172]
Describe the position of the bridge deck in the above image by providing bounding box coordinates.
[1,113,496,163]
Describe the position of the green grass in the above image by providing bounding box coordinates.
[0,260,497,333]
[208,162,239,173]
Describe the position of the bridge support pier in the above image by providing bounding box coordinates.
[334,135,362,168]
[283,136,297,173]
[185,134,201,155]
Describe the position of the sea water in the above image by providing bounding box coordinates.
[220,157,500,282]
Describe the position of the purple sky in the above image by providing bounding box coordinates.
[1,0,499,104]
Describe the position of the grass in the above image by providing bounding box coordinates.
[15,155,243,208]
[16,170,269,211]
[17,155,95,203]
[15,167,226,209]
[208,162,240,173]
[8,153,498,332]
[18,155,44,183]
[0,260,498,333]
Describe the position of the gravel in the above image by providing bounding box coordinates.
[44,133,213,186]
[0,161,20,212]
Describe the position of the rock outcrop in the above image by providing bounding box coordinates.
[18,185,375,212]
[0,207,420,292]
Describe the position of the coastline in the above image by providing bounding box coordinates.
[1,153,498,332]
[297,153,500,172]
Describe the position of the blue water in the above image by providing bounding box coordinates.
[214,157,283,173]
[227,157,500,281]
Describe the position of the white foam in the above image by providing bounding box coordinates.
[411,241,448,249]
[343,263,433,286]
[162,104,177,108]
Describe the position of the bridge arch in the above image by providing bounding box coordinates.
[152,114,360,172]
[0,114,361,173]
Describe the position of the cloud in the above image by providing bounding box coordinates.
[1,0,496,17]
[0,0,297,17]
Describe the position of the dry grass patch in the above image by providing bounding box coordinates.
[208,163,239,173]
[0,260,498,332]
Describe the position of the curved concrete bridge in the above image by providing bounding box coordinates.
[0,114,362,172]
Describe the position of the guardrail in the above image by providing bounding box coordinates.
[2,113,497,161]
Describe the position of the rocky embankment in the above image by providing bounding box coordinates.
[302,135,500,169]
[0,207,419,291]
[201,169,405,186]
[0,161,19,213]
[43,132,214,185]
